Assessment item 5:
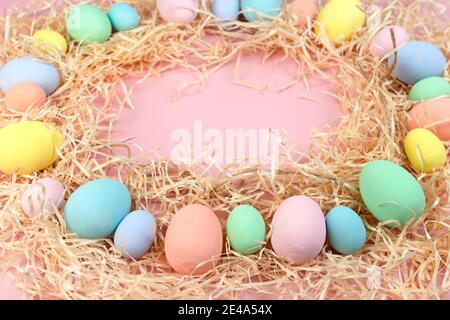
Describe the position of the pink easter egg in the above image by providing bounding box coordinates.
[271,195,326,264]
[286,0,317,27]
[21,178,65,218]
[370,26,410,57]
[156,0,200,23]
[407,97,450,141]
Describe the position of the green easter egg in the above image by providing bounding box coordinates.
[359,160,426,226]
[226,205,266,254]
[66,4,112,45]
[410,77,450,102]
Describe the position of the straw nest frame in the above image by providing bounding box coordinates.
[0,0,449,299]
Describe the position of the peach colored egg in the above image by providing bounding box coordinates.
[21,178,65,218]
[4,83,46,112]
[271,195,326,264]
[286,0,317,26]
[407,97,450,141]
[164,204,223,275]
[156,0,200,23]
[370,26,409,57]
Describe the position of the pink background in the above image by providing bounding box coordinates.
[113,55,342,166]
[1,0,449,299]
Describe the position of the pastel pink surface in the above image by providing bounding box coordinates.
[0,271,25,300]
[113,54,342,165]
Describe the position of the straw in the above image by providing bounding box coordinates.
[0,0,448,299]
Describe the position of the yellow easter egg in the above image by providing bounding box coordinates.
[314,0,366,44]
[404,128,446,173]
[0,121,62,175]
[33,29,68,53]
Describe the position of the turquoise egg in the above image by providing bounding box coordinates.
[114,210,155,259]
[0,57,61,95]
[64,178,131,239]
[241,0,282,22]
[107,3,140,31]
[388,41,446,85]
[326,206,366,254]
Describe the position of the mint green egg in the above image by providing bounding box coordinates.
[410,77,450,102]
[226,205,266,254]
[66,4,112,45]
[359,160,426,226]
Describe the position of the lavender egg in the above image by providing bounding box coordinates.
[211,0,240,21]
[114,210,156,259]
[21,178,65,218]
[271,196,326,264]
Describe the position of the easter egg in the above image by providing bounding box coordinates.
[404,128,446,173]
[33,29,68,53]
[314,0,366,43]
[0,121,62,175]
[0,57,61,95]
[388,41,446,85]
[325,206,366,254]
[156,0,200,24]
[286,0,317,26]
[241,0,282,22]
[407,97,450,141]
[271,196,326,264]
[114,210,156,259]
[5,83,46,112]
[409,77,450,102]
[359,160,426,226]
[165,204,223,275]
[107,3,140,31]
[21,178,65,218]
[211,0,240,21]
[370,26,409,57]
[226,205,266,254]
[64,179,131,239]
[66,4,112,45]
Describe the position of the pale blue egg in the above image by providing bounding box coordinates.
[212,0,240,21]
[388,41,446,85]
[64,178,131,239]
[0,57,61,95]
[326,206,366,254]
[241,0,282,22]
[107,3,140,32]
[114,210,156,259]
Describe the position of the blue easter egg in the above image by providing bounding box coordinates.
[114,210,156,259]
[212,0,240,21]
[241,0,282,22]
[0,57,61,95]
[64,178,131,239]
[388,41,446,85]
[107,3,140,31]
[325,206,366,254]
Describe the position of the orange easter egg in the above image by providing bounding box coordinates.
[286,0,317,26]
[4,83,46,112]
[164,204,223,275]
[407,97,450,141]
